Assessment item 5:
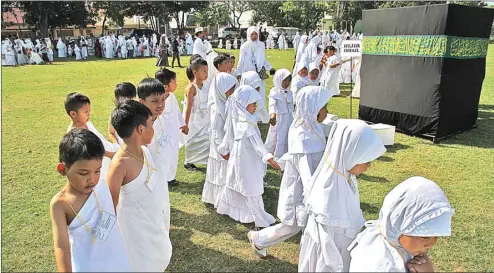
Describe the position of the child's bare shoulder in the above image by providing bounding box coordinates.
[50,192,69,217]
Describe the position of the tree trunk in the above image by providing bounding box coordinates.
[101,13,107,36]
[59,26,63,39]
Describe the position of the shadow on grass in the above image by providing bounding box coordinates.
[360,202,380,214]
[360,174,390,183]
[376,155,394,162]
[386,143,411,153]
[168,227,296,271]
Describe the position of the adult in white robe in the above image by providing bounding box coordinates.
[152,33,158,55]
[226,39,232,50]
[119,35,128,58]
[74,45,82,60]
[117,146,172,272]
[218,39,223,49]
[291,62,309,102]
[132,37,139,57]
[249,86,331,256]
[348,176,454,272]
[265,69,294,158]
[293,31,301,53]
[193,28,208,59]
[68,180,132,272]
[104,36,113,59]
[216,85,276,227]
[80,36,88,59]
[240,71,270,124]
[237,26,273,122]
[14,39,28,65]
[143,36,150,57]
[45,38,54,62]
[67,45,73,58]
[321,46,343,97]
[298,119,386,272]
[57,38,67,58]
[278,33,285,50]
[321,32,330,48]
[301,35,322,69]
[185,32,194,55]
[181,78,211,165]
[203,73,237,206]
[233,38,238,49]
[3,39,17,66]
[1,41,6,66]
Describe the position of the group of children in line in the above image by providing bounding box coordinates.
[51,51,454,272]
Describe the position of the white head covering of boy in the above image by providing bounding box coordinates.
[208,72,237,121]
[229,85,261,141]
[305,119,386,229]
[348,176,454,271]
[289,86,331,154]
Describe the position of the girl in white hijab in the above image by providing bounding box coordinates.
[264,69,294,158]
[240,71,270,123]
[248,86,332,258]
[298,119,386,272]
[349,176,454,272]
[74,44,82,61]
[302,35,322,67]
[291,62,309,102]
[295,35,309,64]
[216,85,281,228]
[307,62,321,86]
[202,73,237,206]
[56,38,66,58]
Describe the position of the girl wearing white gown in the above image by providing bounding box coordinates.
[306,62,321,86]
[320,46,345,97]
[298,119,386,272]
[290,62,309,103]
[202,73,237,206]
[74,45,82,60]
[264,69,294,158]
[239,71,270,124]
[218,39,223,49]
[216,85,281,227]
[248,86,332,258]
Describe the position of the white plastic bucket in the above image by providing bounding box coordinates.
[370,123,396,146]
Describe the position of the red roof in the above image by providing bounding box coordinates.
[2,8,25,24]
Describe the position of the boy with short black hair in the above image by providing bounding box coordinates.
[213,54,229,73]
[182,59,210,171]
[108,82,136,145]
[155,68,187,186]
[107,100,172,272]
[50,129,131,272]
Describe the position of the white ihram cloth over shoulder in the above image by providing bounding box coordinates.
[68,179,131,272]
[203,73,237,206]
[265,69,294,158]
[348,176,454,272]
[251,86,332,249]
[159,93,186,181]
[117,146,172,272]
[216,85,276,227]
[181,82,210,165]
[240,71,270,123]
[291,62,309,102]
[299,119,386,272]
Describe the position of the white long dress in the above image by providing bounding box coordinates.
[182,82,210,165]
[117,146,172,272]
[68,180,132,272]
[186,34,194,55]
[278,35,285,50]
[161,93,185,181]
[216,86,276,227]
[143,38,150,57]
[226,40,232,50]
[4,42,17,66]
[321,55,342,97]
[74,45,82,60]
[193,37,208,59]
[104,37,113,59]
[57,39,67,58]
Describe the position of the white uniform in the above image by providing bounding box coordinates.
[57,38,67,58]
[291,62,309,103]
[117,146,172,272]
[202,73,237,206]
[321,55,342,96]
[216,86,276,227]
[239,71,270,124]
[67,180,132,272]
[299,119,386,272]
[74,45,82,60]
[193,37,208,59]
[278,34,285,50]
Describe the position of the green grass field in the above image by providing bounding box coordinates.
[2,47,493,272]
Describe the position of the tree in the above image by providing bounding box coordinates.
[66,1,98,36]
[124,1,171,33]
[224,0,250,29]
[195,2,230,27]
[166,1,209,34]
[1,1,17,29]
[280,1,329,31]
[92,1,128,36]
[249,1,287,26]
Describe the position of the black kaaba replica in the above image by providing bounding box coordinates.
[359,4,493,142]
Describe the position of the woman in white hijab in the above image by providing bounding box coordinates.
[307,62,321,86]
[320,45,345,97]
[216,85,281,228]
[299,119,386,272]
[240,71,270,124]
[293,31,301,53]
[105,35,113,58]
[237,26,273,107]
[248,86,331,258]
[301,35,322,67]
[264,69,294,158]
[291,62,309,102]
[3,39,17,66]
[14,39,28,65]
[295,35,309,64]
[56,38,66,58]
[202,73,237,206]
[349,176,454,272]
[226,39,232,50]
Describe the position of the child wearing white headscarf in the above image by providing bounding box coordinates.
[216,85,281,228]
[264,69,294,158]
[240,71,270,123]
[202,73,238,206]
[291,62,309,102]
[348,176,454,272]
[248,86,332,258]
[307,62,321,86]
[74,44,82,60]
[295,35,309,64]
[298,119,386,272]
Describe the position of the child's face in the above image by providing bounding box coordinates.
[62,159,102,194]
[399,235,438,256]
[225,86,235,98]
[194,65,208,81]
[165,78,177,93]
[70,103,91,124]
[140,93,166,118]
[246,103,257,114]
[299,68,308,78]
[217,61,228,73]
[309,69,319,81]
[348,162,371,176]
[316,104,328,122]
[281,76,292,89]
[229,58,235,70]
[141,116,155,145]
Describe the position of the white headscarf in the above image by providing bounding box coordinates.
[289,86,331,154]
[348,177,454,271]
[244,26,266,69]
[307,62,320,86]
[292,61,308,79]
[240,71,261,90]
[269,68,292,104]
[229,85,261,140]
[208,72,237,120]
[303,35,322,64]
[305,119,386,232]
[296,35,309,62]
